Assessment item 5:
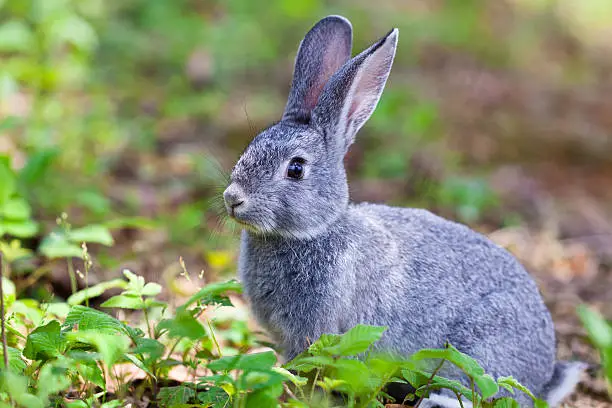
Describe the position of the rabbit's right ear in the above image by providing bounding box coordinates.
[282,16,353,124]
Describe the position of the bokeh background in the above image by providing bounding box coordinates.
[1,1,612,406]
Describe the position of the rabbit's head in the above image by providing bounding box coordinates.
[224,16,398,239]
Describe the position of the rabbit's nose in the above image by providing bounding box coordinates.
[223,183,246,215]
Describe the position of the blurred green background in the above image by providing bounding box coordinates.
[1,0,612,291]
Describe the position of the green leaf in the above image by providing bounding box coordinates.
[577,305,612,349]
[68,225,114,246]
[0,239,33,262]
[63,305,129,335]
[1,277,15,310]
[66,331,130,369]
[0,20,35,52]
[284,355,334,373]
[158,386,195,405]
[0,116,20,132]
[133,337,165,360]
[493,397,521,408]
[17,148,57,188]
[67,279,128,306]
[157,310,207,340]
[411,344,486,378]
[271,367,308,386]
[75,361,105,389]
[331,358,371,392]
[496,376,537,400]
[36,361,72,399]
[208,351,277,373]
[39,233,83,259]
[179,279,242,310]
[100,294,145,310]
[23,321,66,361]
[2,219,38,237]
[307,333,341,356]
[245,382,283,408]
[475,373,499,399]
[141,282,162,297]
[197,386,230,407]
[48,15,97,51]
[1,197,31,220]
[0,159,15,207]
[124,353,156,380]
[326,324,386,356]
[0,347,26,373]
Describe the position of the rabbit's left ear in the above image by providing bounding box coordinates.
[312,28,398,155]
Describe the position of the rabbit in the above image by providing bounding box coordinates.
[222,15,585,407]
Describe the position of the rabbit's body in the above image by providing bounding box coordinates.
[224,16,584,407]
[240,204,554,406]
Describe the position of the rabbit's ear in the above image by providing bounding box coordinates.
[312,28,398,155]
[282,16,353,124]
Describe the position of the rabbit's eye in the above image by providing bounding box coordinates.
[286,158,305,180]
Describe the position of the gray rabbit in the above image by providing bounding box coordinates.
[223,15,584,407]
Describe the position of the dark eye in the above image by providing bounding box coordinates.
[286,158,305,180]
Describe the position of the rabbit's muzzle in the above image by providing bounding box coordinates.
[223,183,247,218]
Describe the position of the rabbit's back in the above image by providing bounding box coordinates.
[347,203,556,401]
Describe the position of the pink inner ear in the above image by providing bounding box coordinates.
[347,49,394,127]
[304,34,351,112]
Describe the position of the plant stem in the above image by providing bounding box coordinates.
[414,359,446,408]
[453,391,465,408]
[0,252,8,370]
[310,368,320,401]
[67,258,77,294]
[206,317,222,357]
[143,303,153,338]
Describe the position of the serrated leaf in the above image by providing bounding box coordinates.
[284,355,334,373]
[1,197,31,220]
[411,344,486,378]
[63,305,129,335]
[308,333,341,356]
[493,397,521,408]
[37,362,71,399]
[124,353,156,380]
[23,321,66,361]
[0,347,26,373]
[327,324,386,356]
[75,361,105,389]
[67,279,128,306]
[331,358,371,392]
[68,225,113,246]
[100,294,144,310]
[158,386,195,405]
[272,367,308,386]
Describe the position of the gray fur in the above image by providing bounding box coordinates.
[223,16,583,407]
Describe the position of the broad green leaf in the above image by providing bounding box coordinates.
[236,351,277,371]
[158,386,195,405]
[23,321,66,361]
[411,345,485,378]
[308,333,341,356]
[66,331,130,368]
[75,361,105,389]
[0,159,15,207]
[179,279,242,310]
[44,302,71,318]
[100,294,145,310]
[133,337,165,360]
[157,310,207,340]
[141,282,162,297]
[331,358,371,392]
[0,20,34,52]
[327,324,386,356]
[0,346,26,373]
[3,219,38,237]
[493,398,520,408]
[39,233,82,259]
[207,355,242,372]
[68,225,113,246]
[63,305,129,335]
[67,279,128,306]
[577,305,612,349]
[245,383,283,408]
[1,197,30,220]
[36,361,71,399]
[17,148,57,188]
[47,15,97,51]
[197,386,230,407]
[475,373,499,399]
